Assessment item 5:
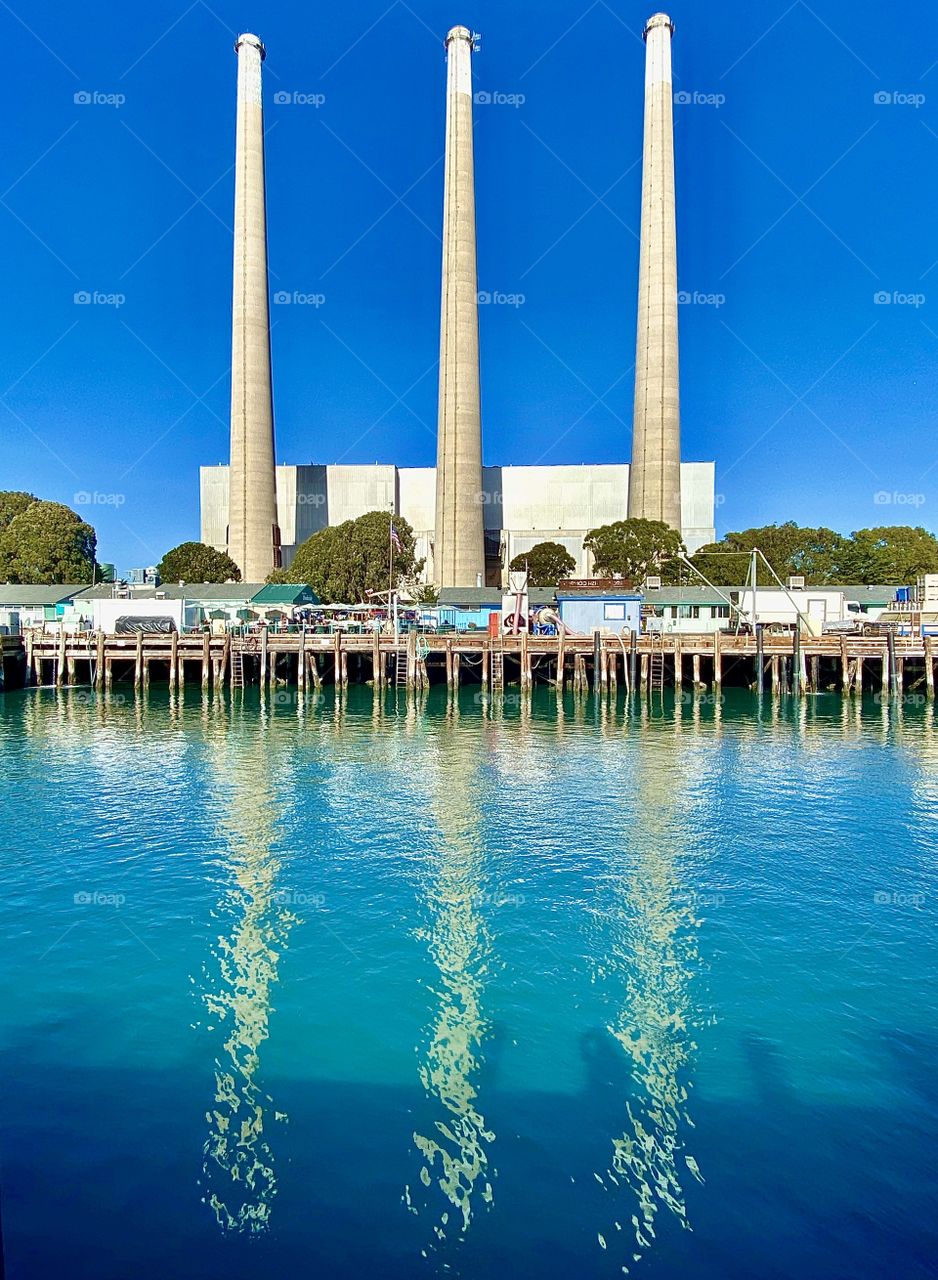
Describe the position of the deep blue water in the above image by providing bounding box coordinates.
[0,686,936,1279]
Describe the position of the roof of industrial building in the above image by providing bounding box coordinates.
[437,587,555,607]
[643,584,907,606]
[556,589,644,600]
[72,582,264,601]
[251,584,319,605]
[0,584,87,606]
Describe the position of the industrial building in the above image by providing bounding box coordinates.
[201,460,715,583]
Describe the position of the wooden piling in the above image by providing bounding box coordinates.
[56,630,66,686]
[170,631,178,690]
[445,637,454,689]
[370,629,379,688]
[95,631,105,689]
[556,631,565,690]
[692,653,701,688]
[333,631,341,688]
[134,631,143,689]
[771,655,780,697]
[674,635,682,693]
[201,632,210,689]
[927,637,935,699]
[260,626,269,688]
[713,629,722,689]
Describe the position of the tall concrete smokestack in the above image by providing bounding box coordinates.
[628,13,682,533]
[434,25,485,589]
[227,33,280,582]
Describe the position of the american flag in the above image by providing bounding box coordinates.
[390,523,403,554]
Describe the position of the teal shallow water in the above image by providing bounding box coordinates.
[0,687,935,1278]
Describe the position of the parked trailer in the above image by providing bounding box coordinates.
[735,588,851,637]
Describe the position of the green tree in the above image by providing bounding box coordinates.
[583,519,685,583]
[0,500,96,584]
[277,511,422,602]
[690,523,851,586]
[157,541,241,584]
[0,491,37,532]
[843,526,938,584]
[509,540,576,587]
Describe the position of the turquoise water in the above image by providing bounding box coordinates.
[0,686,935,1279]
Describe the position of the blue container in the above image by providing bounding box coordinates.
[896,587,911,603]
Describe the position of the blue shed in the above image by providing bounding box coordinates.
[555,590,643,635]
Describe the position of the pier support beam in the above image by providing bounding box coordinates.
[134,632,143,689]
[674,635,682,695]
[96,631,105,689]
[927,637,935,699]
[756,627,764,695]
[713,630,722,691]
[201,633,210,689]
[170,631,178,691]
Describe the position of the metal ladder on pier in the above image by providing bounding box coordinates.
[230,645,245,690]
[394,645,408,687]
[490,640,505,689]
[648,631,665,693]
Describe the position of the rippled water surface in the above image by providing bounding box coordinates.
[0,686,936,1279]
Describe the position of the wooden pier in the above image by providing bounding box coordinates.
[3,627,937,698]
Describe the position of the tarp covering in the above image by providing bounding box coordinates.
[114,616,177,634]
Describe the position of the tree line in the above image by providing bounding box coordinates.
[4,489,936,594]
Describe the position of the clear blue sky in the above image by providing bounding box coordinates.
[1,0,936,572]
